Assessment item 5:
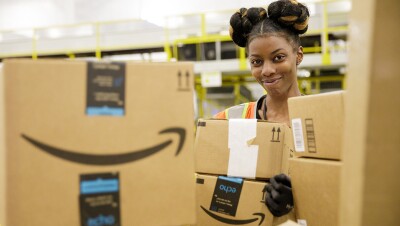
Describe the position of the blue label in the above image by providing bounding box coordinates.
[81,178,119,195]
[86,107,124,116]
[218,176,243,184]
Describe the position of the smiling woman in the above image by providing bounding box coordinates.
[213,0,310,218]
[214,0,309,125]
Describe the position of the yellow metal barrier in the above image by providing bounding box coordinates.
[0,0,349,61]
[321,0,331,65]
[95,23,101,59]
[194,74,345,119]
[32,29,38,60]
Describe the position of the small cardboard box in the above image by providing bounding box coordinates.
[288,91,345,160]
[195,119,291,179]
[4,59,196,226]
[289,158,342,226]
[195,173,273,226]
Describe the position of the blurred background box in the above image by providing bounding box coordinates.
[340,0,400,225]
[0,64,4,225]
[4,59,196,226]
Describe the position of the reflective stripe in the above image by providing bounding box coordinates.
[224,108,230,118]
[218,100,258,119]
[241,103,249,118]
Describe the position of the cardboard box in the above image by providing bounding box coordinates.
[4,59,196,226]
[289,158,342,226]
[340,1,400,225]
[288,91,345,160]
[281,126,295,175]
[195,119,291,179]
[194,174,295,226]
[0,65,4,225]
[195,173,273,226]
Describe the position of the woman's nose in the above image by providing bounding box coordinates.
[261,61,275,77]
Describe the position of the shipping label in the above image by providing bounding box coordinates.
[209,176,243,217]
[79,172,121,226]
[86,62,125,116]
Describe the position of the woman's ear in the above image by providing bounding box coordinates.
[296,46,304,66]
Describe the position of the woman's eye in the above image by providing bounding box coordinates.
[250,59,262,66]
[273,55,286,62]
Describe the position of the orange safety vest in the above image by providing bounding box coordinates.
[214,102,258,119]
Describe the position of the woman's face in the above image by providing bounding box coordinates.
[248,35,303,96]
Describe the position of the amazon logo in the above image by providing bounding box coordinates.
[21,127,185,165]
[200,206,265,225]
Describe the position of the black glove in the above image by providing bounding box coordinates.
[264,173,294,217]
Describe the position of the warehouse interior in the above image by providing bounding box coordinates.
[0,0,350,119]
[1,0,399,226]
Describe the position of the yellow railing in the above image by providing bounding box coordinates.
[0,0,349,61]
[194,74,346,119]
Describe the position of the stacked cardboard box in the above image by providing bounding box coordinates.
[288,91,345,226]
[3,59,196,226]
[194,119,295,225]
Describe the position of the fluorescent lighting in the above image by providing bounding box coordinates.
[46,28,62,39]
[298,69,311,78]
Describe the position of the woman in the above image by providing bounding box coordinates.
[214,0,310,217]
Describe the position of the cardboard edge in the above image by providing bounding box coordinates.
[0,64,5,225]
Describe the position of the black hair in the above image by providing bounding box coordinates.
[229,0,310,50]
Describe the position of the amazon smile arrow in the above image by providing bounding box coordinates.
[21,127,186,165]
[200,206,265,225]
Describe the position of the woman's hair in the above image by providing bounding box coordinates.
[229,0,310,50]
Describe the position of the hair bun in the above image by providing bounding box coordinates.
[268,0,310,34]
[229,7,267,47]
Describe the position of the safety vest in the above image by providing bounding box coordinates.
[214,102,258,119]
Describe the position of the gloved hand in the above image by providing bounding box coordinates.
[264,173,294,217]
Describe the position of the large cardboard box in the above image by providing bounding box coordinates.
[195,119,291,179]
[4,59,196,226]
[195,173,273,226]
[289,158,342,226]
[288,91,345,160]
[340,1,400,225]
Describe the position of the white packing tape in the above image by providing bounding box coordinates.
[227,119,258,179]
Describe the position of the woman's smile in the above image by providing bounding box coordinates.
[263,76,283,87]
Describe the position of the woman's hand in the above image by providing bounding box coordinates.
[264,173,294,217]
